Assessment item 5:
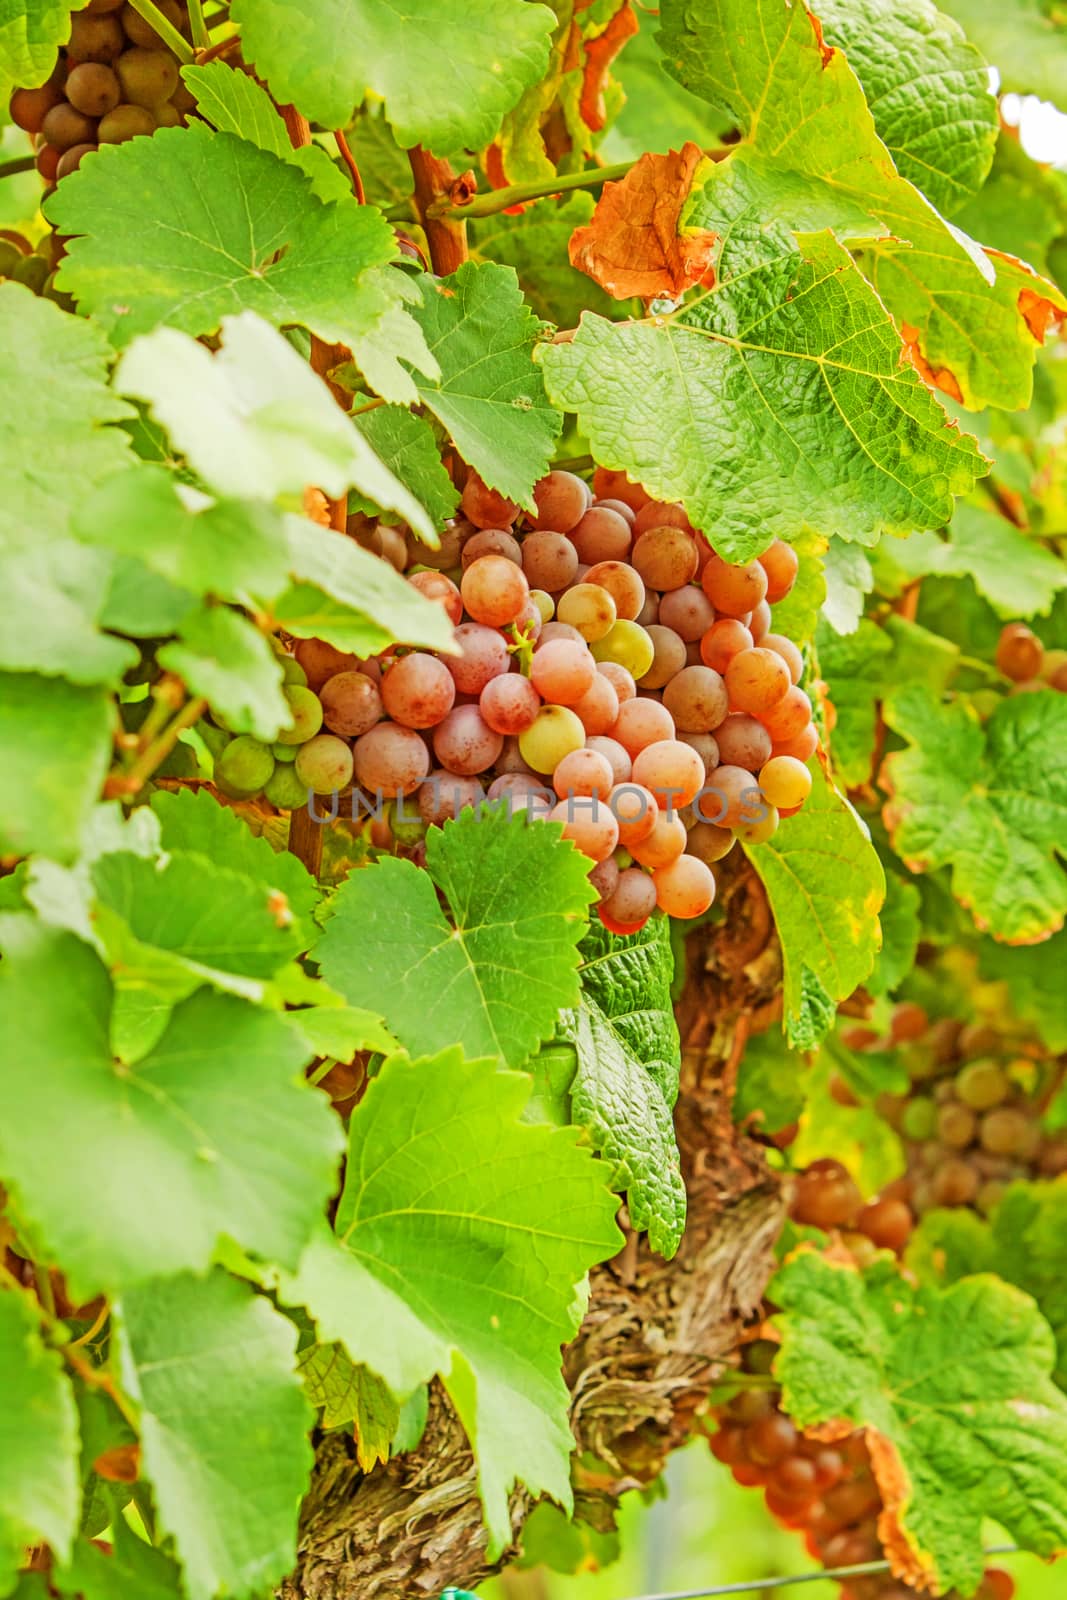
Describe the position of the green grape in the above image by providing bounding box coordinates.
[294,733,354,794]
[955,1058,1010,1111]
[116,47,180,108]
[97,102,155,141]
[556,582,617,642]
[264,762,307,810]
[590,620,655,680]
[216,735,275,798]
[272,741,298,763]
[275,684,324,745]
[901,1096,937,1142]
[518,705,586,774]
[280,655,308,687]
[198,720,231,761]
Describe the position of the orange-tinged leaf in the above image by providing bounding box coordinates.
[569,144,718,301]
[92,1443,141,1483]
[867,1431,938,1591]
[899,322,963,405]
[579,0,638,132]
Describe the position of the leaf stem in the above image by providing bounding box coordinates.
[333,128,365,204]
[0,155,37,180]
[428,158,636,221]
[307,1056,340,1087]
[126,0,196,60]
[104,694,208,798]
[185,0,210,50]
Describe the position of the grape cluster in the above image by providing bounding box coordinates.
[7,0,193,189]
[995,622,1067,694]
[841,1004,1067,1217]
[709,1342,1014,1600]
[789,1158,915,1263]
[211,466,815,930]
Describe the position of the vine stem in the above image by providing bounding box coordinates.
[424,157,636,221]
[0,155,37,180]
[103,694,208,798]
[408,146,469,274]
[619,1548,1021,1600]
[334,129,365,203]
[185,0,210,50]
[125,0,196,61]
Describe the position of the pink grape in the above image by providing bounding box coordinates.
[522,530,579,591]
[661,665,729,733]
[758,539,799,602]
[602,866,657,927]
[536,620,586,650]
[658,584,715,641]
[433,705,504,775]
[653,854,716,918]
[588,855,621,903]
[694,764,763,827]
[353,722,430,797]
[631,739,705,808]
[632,526,698,591]
[319,670,383,737]
[700,618,754,674]
[530,638,597,705]
[760,685,813,742]
[460,471,518,529]
[685,820,735,864]
[592,466,649,511]
[629,811,687,869]
[461,554,529,627]
[587,736,632,785]
[772,722,818,762]
[530,469,589,532]
[593,496,637,526]
[610,782,658,846]
[762,633,804,684]
[701,554,767,617]
[640,625,687,689]
[381,652,456,728]
[446,623,510,694]
[417,771,486,826]
[596,661,636,703]
[570,505,633,564]
[583,560,646,621]
[571,672,620,736]
[749,600,772,642]
[549,797,620,862]
[479,672,541,735]
[461,528,522,568]
[632,500,692,535]
[610,697,675,757]
[552,746,615,801]
[407,569,463,624]
[725,647,791,714]
[715,713,773,771]
[678,730,720,775]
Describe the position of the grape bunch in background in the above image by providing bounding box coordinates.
[8,0,193,188]
[206,463,817,933]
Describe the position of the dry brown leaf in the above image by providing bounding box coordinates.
[93,1443,141,1483]
[579,1,638,132]
[569,144,718,301]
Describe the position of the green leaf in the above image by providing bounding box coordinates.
[47,125,436,404]
[814,0,997,217]
[113,314,435,539]
[116,1271,313,1600]
[558,994,686,1258]
[283,1005,398,1062]
[909,1182,1067,1387]
[733,1029,808,1134]
[882,686,1067,943]
[765,531,826,646]
[937,0,1067,100]
[282,1047,621,1556]
[0,536,137,687]
[952,133,1067,289]
[744,763,885,1037]
[73,1387,135,1542]
[409,263,562,509]
[656,0,1065,410]
[540,233,986,559]
[0,930,341,1296]
[0,283,134,543]
[230,0,555,155]
[978,930,1067,1053]
[0,0,82,101]
[150,787,320,923]
[821,539,874,635]
[60,1522,184,1600]
[0,674,113,863]
[578,913,681,1103]
[318,806,595,1069]
[887,502,1067,619]
[866,869,922,998]
[298,1345,398,1464]
[0,1290,79,1593]
[600,9,730,164]
[350,406,459,534]
[277,516,456,652]
[774,1251,1067,1594]
[156,603,288,743]
[74,467,294,607]
[471,194,620,329]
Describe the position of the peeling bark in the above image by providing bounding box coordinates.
[279,858,786,1600]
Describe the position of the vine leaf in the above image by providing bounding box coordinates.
[471,193,619,329]
[0,283,133,543]
[350,406,460,534]
[0,929,342,1297]
[656,0,1065,410]
[0,675,113,863]
[230,0,555,155]
[408,263,562,509]
[317,806,595,1070]
[149,788,320,923]
[886,502,1067,619]
[297,1342,398,1461]
[0,0,80,105]
[113,314,435,540]
[813,0,997,217]
[866,869,922,998]
[281,1048,622,1555]
[157,604,289,744]
[774,1251,1067,1594]
[908,1182,1067,1388]
[578,913,680,1099]
[979,930,1067,1053]
[0,536,137,688]
[539,233,986,559]
[881,686,1067,943]
[59,1520,184,1600]
[46,126,436,404]
[115,1271,313,1600]
[0,1290,80,1594]
[744,762,885,1040]
[569,144,718,300]
[936,0,1067,101]
[733,1028,808,1134]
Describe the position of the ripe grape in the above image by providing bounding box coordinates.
[216,735,275,798]
[549,796,619,861]
[726,647,791,714]
[979,1106,1034,1156]
[121,0,181,44]
[889,1001,929,1043]
[700,618,754,674]
[407,569,463,625]
[320,670,383,737]
[856,1198,913,1252]
[636,591,659,627]
[593,496,637,526]
[772,721,818,762]
[446,623,510,694]
[67,11,124,59]
[931,1158,979,1207]
[518,704,586,773]
[631,525,698,591]
[295,636,360,691]
[42,101,97,149]
[417,771,486,826]
[685,820,735,864]
[759,755,812,809]
[56,142,97,177]
[521,530,580,591]
[595,661,637,705]
[631,739,705,808]
[748,600,771,643]
[632,500,691,535]
[116,47,179,106]
[657,665,728,736]
[588,854,621,903]
[295,733,354,795]
[265,761,309,811]
[353,722,430,796]
[937,1101,977,1149]
[381,652,456,729]
[697,764,764,828]
[791,1161,862,1228]
[747,1414,798,1467]
[65,61,120,115]
[734,804,780,843]
[432,705,503,775]
[761,685,812,742]
[461,554,529,627]
[276,684,325,745]
[701,554,768,616]
[460,471,518,529]
[479,672,541,735]
[569,503,635,566]
[557,582,617,641]
[592,466,649,510]
[610,782,658,846]
[9,81,62,132]
[714,714,773,771]
[591,620,656,679]
[530,638,597,705]
[761,633,803,684]
[571,672,619,736]
[602,867,657,927]
[677,730,720,775]
[530,469,588,532]
[536,620,585,650]
[996,622,1043,682]
[640,624,688,689]
[98,101,154,139]
[956,1058,1010,1110]
[629,810,687,869]
[657,584,715,641]
[583,560,645,622]
[610,697,676,757]
[757,539,799,602]
[553,747,615,801]
[652,853,715,918]
[587,737,632,786]
[461,527,522,568]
